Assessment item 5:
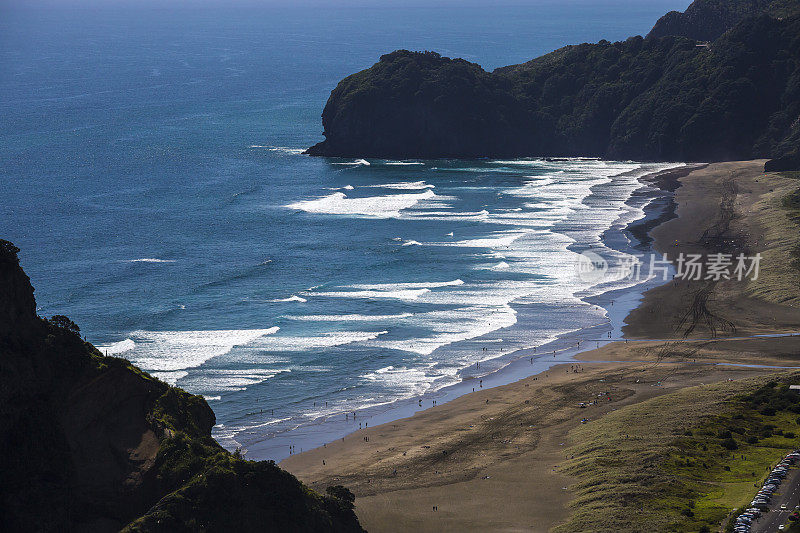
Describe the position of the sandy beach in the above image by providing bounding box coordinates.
[281,160,800,532]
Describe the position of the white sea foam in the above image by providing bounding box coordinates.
[313,288,431,300]
[405,209,489,221]
[128,258,176,263]
[367,304,518,355]
[380,161,425,166]
[247,416,294,430]
[212,424,242,450]
[96,338,136,355]
[283,313,413,322]
[272,295,307,303]
[478,261,510,270]
[286,190,437,218]
[198,368,292,391]
[249,145,305,154]
[488,159,547,165]
[333,158,370,166]
[250,330,388,352]
[122,327,279,373]
[348,279,464,290]
[448,232,528,248]
[364,181,434,189]
[360,365,438,395]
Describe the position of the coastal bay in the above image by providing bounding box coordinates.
[5,1,800,529]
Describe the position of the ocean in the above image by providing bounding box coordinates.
[0,0,689,459]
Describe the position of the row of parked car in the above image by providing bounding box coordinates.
[734,451,800,533]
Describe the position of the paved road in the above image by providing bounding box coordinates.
[750,466,800,532]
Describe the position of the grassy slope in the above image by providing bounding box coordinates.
[554,164,800,532]
[746,171,800,306]
[553,374,800,532]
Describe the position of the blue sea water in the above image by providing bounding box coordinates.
[1,0,689,458]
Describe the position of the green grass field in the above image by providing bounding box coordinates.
[553,374,800,533]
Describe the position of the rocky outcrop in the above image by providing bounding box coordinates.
[306,50,524,159]
[0,241,37,342]
[645,0,790,41]
[308,2,800,162]
[765,152,800,171]
[0,240,363,532]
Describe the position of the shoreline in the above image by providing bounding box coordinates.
[280,160,800,532]
[241,162,688,461]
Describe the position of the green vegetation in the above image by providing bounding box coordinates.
[553,375,800,533]
[0,240,363,532]
[48,314,80,333]
[309,0,800,162]
[125,435,359,532]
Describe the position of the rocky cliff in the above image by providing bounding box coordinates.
[0,240,363,532]
[646,0,798,41]
[307,0,800,164]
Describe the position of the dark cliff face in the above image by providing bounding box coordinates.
[307,50,528,159]
[646,0,783,41]
[0,240,364,533]
[308,2,800,163]
[0,241,37,342]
